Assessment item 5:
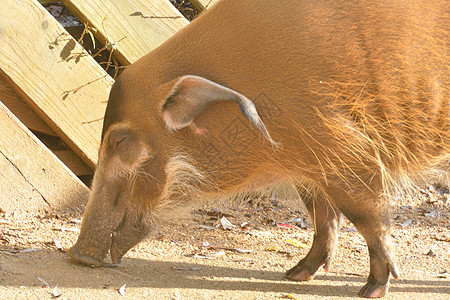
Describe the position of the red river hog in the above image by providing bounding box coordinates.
[67,0,449,297]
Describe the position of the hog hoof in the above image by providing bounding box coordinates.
[285,259,327,281]
[285,268,315,281]
[66,247,104,267]
[358,283,388,298]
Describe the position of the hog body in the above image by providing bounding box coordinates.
[67,0,449,297]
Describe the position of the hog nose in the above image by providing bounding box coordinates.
[66,243,105,267]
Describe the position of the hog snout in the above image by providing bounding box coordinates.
[67,209,149,266]
[67,183,129,266]
[67,194,150,267]
[66,242,106,267]
[67,124,158,267]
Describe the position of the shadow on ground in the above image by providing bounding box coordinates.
[1,247,448,298]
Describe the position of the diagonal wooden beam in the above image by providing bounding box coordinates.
[0,101,89,212]
[62,0,189,65]
[189,0,219,11]
[0,0,113,168]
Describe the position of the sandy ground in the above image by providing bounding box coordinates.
[1,185,449,299]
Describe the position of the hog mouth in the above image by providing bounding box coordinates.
[66,206,129,267]
[109,211,130,265]
[68,210,150,268]
[66,245,106,267]
[66,242,123,267]
[109,211,149,265]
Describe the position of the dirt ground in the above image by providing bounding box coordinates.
[1,185,449,299]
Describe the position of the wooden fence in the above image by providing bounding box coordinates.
[0,0,216,213]
[191,0,217,10]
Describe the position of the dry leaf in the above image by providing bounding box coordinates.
[283,217,309,228]
[424,209,439,217]
[195,223,217,230]
[437,271,449,278]
[69,219,82,224]
[220,217,236,230]
[55,227,80,233]
[401,219,413,227]
[240,221,250,229]
[173,267,202,271]
[276,223,300,230]
[342,226,357,232]
[286,239,308,248]
[265,246,281,252]
[52,286,61,298]
[37,276,49,288]
[119,284,126,296]
[192,254,215,259]
[53,238,63,250]
[233,248,253,253]
[20,248,38,253]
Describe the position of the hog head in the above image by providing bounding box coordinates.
[67,74,276,266]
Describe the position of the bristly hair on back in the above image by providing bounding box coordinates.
[314,79,449,198]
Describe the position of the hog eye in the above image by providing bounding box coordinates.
[114,136,128,150]
[108,129,130,151]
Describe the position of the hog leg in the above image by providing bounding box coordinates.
[286,184,342,281]
[329,186,399,298]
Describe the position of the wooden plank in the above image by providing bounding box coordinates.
[0,75,55,136]
[1,75,93,176]
[62,0,189,65]
[33,131,93,176]
[0,0,114,168]
[38,0,60,4]
[0,101,89,213]
[190,0,219,11]
[0,152,47,212]
[54,149,93,176]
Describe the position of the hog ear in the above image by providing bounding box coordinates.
[161,75,279,146]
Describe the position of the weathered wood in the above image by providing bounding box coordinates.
[0,75,55,136]
[31,131,93,176]
[54,149,92,176]
[0,0,114,168]
[190,0,219,11]
[0,102,89,213]
[0,152,47,212]
[38,0,60,4]
[62,0,189,65]
[1,75,93,176]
